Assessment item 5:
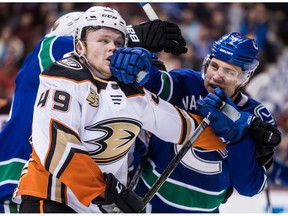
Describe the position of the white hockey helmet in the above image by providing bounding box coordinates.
[74,6,126,42]
[49,11,84,36]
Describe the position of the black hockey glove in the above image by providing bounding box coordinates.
[249,118,282,169]
[93,173,144,213]
[127,20,188,55]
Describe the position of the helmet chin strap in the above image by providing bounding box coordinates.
[231,77,250,99]
[231,85,242,99]
[76,40,111,80]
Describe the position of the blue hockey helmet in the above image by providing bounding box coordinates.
[204,32,260,84]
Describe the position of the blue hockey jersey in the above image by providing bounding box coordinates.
[133,67,276,213]
[0,35,73,213]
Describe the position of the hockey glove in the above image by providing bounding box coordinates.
[127,20,188,55]
[249,118,281,169]
[92,173,144,213]
[110,47,152,85]
[196,88,255,144]
[250,118,281,148]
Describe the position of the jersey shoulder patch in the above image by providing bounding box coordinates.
[253,104,275,125]
[42,56,92,83]
[56,57,83,70]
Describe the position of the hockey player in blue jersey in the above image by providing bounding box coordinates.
[110,32,281,213]
[0,12,84,213]
[0,10,187,212]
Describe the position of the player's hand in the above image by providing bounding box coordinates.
[92,173,144,213]
[197,88,255,144]
[250,118,281,149]
[110,47,152,85]
[250,118,281,169]
[127,20,187,55]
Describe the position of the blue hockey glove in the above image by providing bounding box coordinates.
[197,88,255,144]
[110,47,152,85]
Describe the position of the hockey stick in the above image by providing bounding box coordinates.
[138,3,223,210]
[137,3,212,209]
[139,2,159,20]
[113,116,209,214]
[141,118,210,209]
[265,181,273,213]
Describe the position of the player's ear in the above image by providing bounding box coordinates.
[75,40,86,56]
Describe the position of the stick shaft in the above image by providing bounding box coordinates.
[142,118,210,208]
[139,1,211,210]
[139,2,159,21]
[265,181,273,213]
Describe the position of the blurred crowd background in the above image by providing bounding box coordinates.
[1,2,288,188]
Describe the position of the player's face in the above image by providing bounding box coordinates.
[84,28,124,79]
[204,58,242,99]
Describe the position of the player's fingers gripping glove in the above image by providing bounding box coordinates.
[249,118,282,169]
[92,173,144,213]
[196,88,255,144]
[110,47,152,85]
[127,20,188,55]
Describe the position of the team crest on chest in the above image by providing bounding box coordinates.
[57,58,83,70]
[84,117,142,164]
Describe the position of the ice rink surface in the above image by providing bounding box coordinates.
[220,187,288,213]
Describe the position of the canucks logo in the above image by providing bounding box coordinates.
[254,104,275,125]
